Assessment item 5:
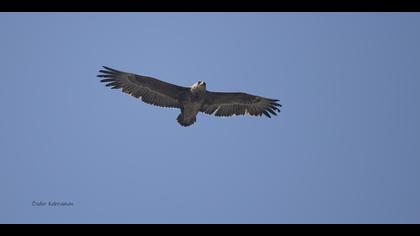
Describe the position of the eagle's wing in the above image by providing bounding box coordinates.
[201,92,281,118]
[98,66,188,108]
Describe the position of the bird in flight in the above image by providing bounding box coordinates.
[98,66,281,127]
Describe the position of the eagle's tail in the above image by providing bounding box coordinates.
[177,114,196,127]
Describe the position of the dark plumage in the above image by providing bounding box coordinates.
[98,66,281,127]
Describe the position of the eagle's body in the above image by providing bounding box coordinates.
[177,82,206,126]
[98,66,281,127]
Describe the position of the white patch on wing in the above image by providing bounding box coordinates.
[213,106,221,114]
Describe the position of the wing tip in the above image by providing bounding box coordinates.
[98,66,124,80]
[97,66,123,75]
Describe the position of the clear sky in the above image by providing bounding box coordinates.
[1,13,420,224]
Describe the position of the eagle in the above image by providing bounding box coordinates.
[98,66,281,127]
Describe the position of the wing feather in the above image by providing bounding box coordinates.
[98,66,188,108]
[201,92,281,118]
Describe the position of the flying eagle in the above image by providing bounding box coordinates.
[98,66,281,127]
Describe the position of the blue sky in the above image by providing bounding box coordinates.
[1,13,420,223]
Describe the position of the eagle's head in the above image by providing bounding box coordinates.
[191,81,207,95]
[195,81,206,88]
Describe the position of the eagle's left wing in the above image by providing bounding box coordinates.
[201,91,281,118]
[98,66,188,108]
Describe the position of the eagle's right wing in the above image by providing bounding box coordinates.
[201,91,281,118]
[98,66,188,108]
